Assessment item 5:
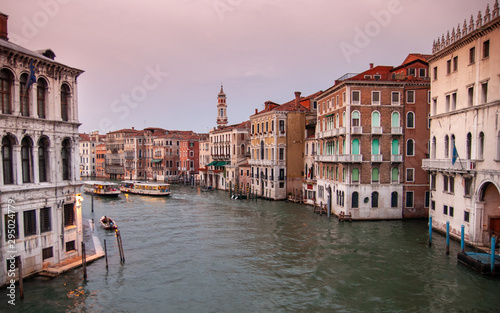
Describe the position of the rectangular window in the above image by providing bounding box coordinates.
[433,66,438,80]
[371,91,380,105]
[483,40,490,58]
[342,92,346,104]
[453,56,458,72]
[449,206,454,217]
[469,47,476,64]
[352,91,360,104]
[431,200,436,211]
[481,82,488,104]
[451,92,457,111]
[406,90,415,103]
[24,210,37,237]
[419,68,426,77]
[374,75,381,80]
[446,94,450,112]
[279,120,285,132]
[431,174,436,190]
[42,247,53,260]
[464,177,472,197]
[447,59,451,74]
[408,68,416,76]
[449,176,455,194]
[464,211,470,222]
[424,191,430,208]
[64,203,75,227]
[66,240,76,252]
[391,92,400,105]
[443,176,449,192]
[279,148,284,160]
[443,205,448,215]
[406,168,414,182]
[468,86,474,107]
[405,191,414,208]
[279,169,285,180]
[5,213,19,240]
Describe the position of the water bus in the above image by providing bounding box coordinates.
[83,181,121,197]
[120,181,171,196]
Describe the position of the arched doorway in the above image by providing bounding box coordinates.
[480,181,500,243]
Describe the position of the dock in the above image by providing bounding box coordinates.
[38,219,105,277]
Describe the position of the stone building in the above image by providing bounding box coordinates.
[79,131,105,177]
[423,1,500,247]
[315,55,430,220]
[0,12,84,285]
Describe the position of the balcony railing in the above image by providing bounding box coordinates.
[371,127,383,134]
[391,127,403,135]
[315,155,337,162]
[422,159,477,172]
[371,154,383,162]
[351,126,363,134]
[391,154,403,162]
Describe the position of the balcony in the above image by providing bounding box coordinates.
[316,155,337,162]
[351,126,363,134]
[250,159,275,166]
[371,154,383,162]
[371,127,383,134]
[422,159,477,172]
[391,127,403,135]
[391,154,403,162]
[338,127,346,135]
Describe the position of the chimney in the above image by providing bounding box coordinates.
[0,12,8,41]
[294,91,301,109]
[255,108,258,114]
[369,63,374,69]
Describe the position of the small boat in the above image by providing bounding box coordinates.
[100,216,118,230]
[201,186,214,192]
[83,181,121,197]
[120,181,171,196]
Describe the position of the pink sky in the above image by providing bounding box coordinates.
[2,0,492,134]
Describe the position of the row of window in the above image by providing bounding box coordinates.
[429,173,473,197]
[430,131,486,160]
[321,138,416,157]
[431,82,489,114]
[252,120,285,134]
[320,90,417,113]
[2,135,72,185]
[0,69,72,121]
[319,165,415,183]
[340,190,423,209]
[252,145,285,161]
[433,39,490,79]
[322,110,416,131]
[430,201,470,223]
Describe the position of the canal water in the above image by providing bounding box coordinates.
[3,185,500,312]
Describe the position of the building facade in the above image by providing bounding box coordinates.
[316,56,430,220]
[423,1,500,247]
[79,131,105,177]
[0,12,84,286]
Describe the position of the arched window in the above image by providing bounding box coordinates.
[260,141,264,160]
[444,135,449,158]
[407,112,415,128]
[2,136,14,184]
[352,192,359,208]
[38,137,49,182]
[21,137,33,183]
[20,73,30,117]
[391,192,398,207]
[352,168,359,183]
[391,139,399,155]
[372,168,379,183]
[352,111,360,127]
[37,78,47,118]
[352,139,360,155]
[336,114,339,128]
[61,84,70,121]
[342,112,346,127]
[240,144,245,155]
[466,132,472,159]
[0,69,12,114]
[406,139,415,156]
[431,137,436,159]
[372,139,380,155]
[391,167,399,182]
[478,132,485,160]
[62,138,71,180]
[372,111,380,127]
[372,191,379,208]
[391,112,400,127]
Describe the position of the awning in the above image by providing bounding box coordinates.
[207,161,217,166]
[215,161,228,167]
[151,159,162,163]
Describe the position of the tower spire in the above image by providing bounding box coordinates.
[217,84,228,127]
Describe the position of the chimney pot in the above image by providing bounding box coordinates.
[369,63,374,69]
[294,91,301,109]
[0,12,8,41]
[255,108,258,114]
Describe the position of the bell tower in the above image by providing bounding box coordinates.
[217,84,228,127]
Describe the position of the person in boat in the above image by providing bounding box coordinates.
[102,216,109,223]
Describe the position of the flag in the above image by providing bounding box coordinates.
[25,59,36,94]
[452,143,459,165]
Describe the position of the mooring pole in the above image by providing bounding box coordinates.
[82,242,87,280]
[91,191,94,213]
[491,236,496,275]
[428,216,432,247]
[446,221,450,255]
[104,239,109,270]
[18,257,24,300]
[460,225,465,253]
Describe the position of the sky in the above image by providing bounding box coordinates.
[2,0,493,134]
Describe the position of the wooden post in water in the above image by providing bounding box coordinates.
[428,216,432,247]
[460,225,465,253]
[18,257,24,300]
[91,190,94,213]
[116,230,125,264]
[82,242,87,280]
[104,239,109,270]
[445,221,450,255]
